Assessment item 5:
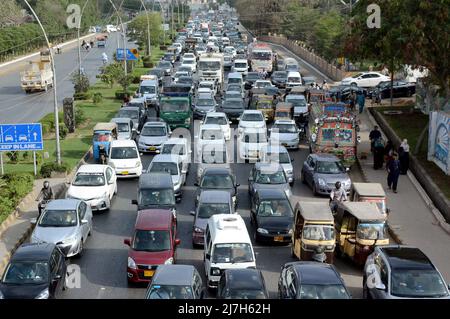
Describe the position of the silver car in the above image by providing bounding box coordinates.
[147,154,186,199]
[196,141,230,183]
[31,199,93,258]
[301,154,351,196]
[248,163,292,201]
[260,145,294,186]
[137,120,171,153]
[269,120,300,150]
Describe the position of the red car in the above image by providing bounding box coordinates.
[124,209,180,284]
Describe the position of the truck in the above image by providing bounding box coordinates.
[20,49,53,93]
[248,42,274,73]
[197,53,224,92]
[158,84,192,129]
[200,22,209,35]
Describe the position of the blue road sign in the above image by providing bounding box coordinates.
[116,48,138,61]
[0,123,43,151]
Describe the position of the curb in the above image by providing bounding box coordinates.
[0,223,34,276]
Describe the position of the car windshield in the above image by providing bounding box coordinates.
[223,100,244,109]
[255,82,271,88]
[246,73,260,81]
[110,146,138,159]
[132,230,171,252]
[273,124,297,134]
[273,72,287,79]
[149,162,178,175]
[276,111,290,118]
[138,189,175,206]
[39,209,78,227]
[2,262,49,285]
[160,100,189,112]
[205,116,227,125]
[251,51,271,60]
[242,113,263,122]
[321,128,354,144]
[140,86,156,94]
[255,170,286,184]
[201,174,234,189]
[116,123,130,133]
[226,289,266,299]
[316,161,345,174]
[201,129,223,140]
[257,200,293,217]
[356,223,388,240]
[303,225,335,241]
[199,61,221,70]
[227,85,241,92]
[225,93,242,100]
[118,110,138,120]
[196,98,215,106]
[159,62,171,68]
[178,78,193,85]
[198,203,231,218]
[73,173,105,186]
[286,97,307,107]
[228,78,241,85]
[352,73,364,78]
[391,269,449,298]
[212,243,254,263]
[235,63,247,68]
[299,284,350,299]
[141,126,166,137]
[183,60,195,64]
[147,285,193,299]
[287,77,301,83]
[161,144,186,156]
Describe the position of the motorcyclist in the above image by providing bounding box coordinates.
[329,181,347,214]
[36,181,54,217]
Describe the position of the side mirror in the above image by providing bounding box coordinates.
[176,197,182,203]
[30,218,37,225]
[190,211,196,216]
[235,183,240,187]
[386,208,391,215]
[194,182,199,186]
[175,239,181,246]
[124,238,131,246]
[81,219,88,225]
[53,274,62,280]
[205,253,210,260]
[375,283,386,291]
[131,199,138,205]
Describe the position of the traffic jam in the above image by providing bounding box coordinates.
[1,5,449,301]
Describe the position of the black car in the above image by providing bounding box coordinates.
[149,68,165,86]
[278,261,352,299]
[131,172,178,211]
[117,106,146,131]
[221,98,245,122]
[328,85,367,102]
[368,80,416,100]
[195,167,239,208]
[217,269,269,299]
[250,189,294,244]
[192,93,217,119]
[244,72,263,90]
[302,76,317,86]
[0,243,67,299]
[271,71,288,88]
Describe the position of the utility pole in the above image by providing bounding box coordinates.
[171,0,174,40]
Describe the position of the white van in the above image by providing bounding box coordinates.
[108,140,143,178]
[138,79,159,105]
[204,214,256,288]
[226,72,243,88]
[286,71,302,88]
[232,59,248,75]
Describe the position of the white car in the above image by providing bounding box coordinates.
[181,58,197,73]
[203,112,231,141]
[172,42,182,54]
[238,127,268,162]
[253,80,275,89]
[341,72,390,88]
[66,164,117,211]
[195,124,225,157]
[238,110,267,132]
[224,46,237,57]
[161,137,192,174]
[182,53,196,60]
[106,24,117,32]
[107,140,143,178]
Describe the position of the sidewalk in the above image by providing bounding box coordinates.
[357,107,450,282]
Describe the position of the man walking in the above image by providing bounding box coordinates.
[387,153,401,193]
[357,90,366,113]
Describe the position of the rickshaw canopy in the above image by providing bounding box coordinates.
[352,183,386,198]
[93,122,117,132]
[295,202,334,221]
[339,202,387,221]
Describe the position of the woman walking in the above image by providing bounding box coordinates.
[387,153,401,193]
[399,139,410,174]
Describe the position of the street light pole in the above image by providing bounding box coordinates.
[23,0,61,165]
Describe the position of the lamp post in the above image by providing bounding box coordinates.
[23,0,61,165]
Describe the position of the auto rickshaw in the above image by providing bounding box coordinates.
[350,183,390,216]
[93,122,117,163]
[255,96,275,121]
[308,89,332,104]
[96,35,106,48]
[291,201,336,264]
[274,102,293,121]
[334,202,389,266]
[248,88,266,109]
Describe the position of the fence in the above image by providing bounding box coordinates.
[258,35,345,82]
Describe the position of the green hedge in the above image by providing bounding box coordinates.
[0,173,34,222]
[40,162,70,178]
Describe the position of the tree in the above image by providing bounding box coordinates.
[100,63,123,88]
[127,12,163,51]
[71,72,90,93]
[0,0,24,27]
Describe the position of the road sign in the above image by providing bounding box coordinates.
[116,48,139,61]
[0,123,43,151]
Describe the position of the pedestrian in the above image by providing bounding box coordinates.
[399,139,410,174]
[357,90,365,113]
[349,90,356,111]
[384,140,394,166]
[369,125,382,152]
[387,153,401,193]
[90,40,94,48]
[322,80,330,91]
[85,42,90,51]
[373,137,385,170]
[81,40,87,48]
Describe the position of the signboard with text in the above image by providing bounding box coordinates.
[0,123,43,151]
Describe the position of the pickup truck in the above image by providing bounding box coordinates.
[20,50,53,93]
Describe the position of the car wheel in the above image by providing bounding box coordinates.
[289,180,295,187]
[351,82,357,87]
[312,184,318,196]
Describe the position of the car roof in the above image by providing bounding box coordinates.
[77,164,107,174]
[290,262,343,285]
[234,59,247,63]
[135,209,173,230]
[208,214,250,244]
[11,243,56,262]
[119,106,139,112]
[143,120,167,127]
[200,124,222,130]
[141,80,158,85]
[287,71,301,76]
[152,265,196,285]
[241,127,266,133]
[228,72,242,78]
[255,162,283,172]
[111,117,132,124]
[310,153,340,162]
[255,188,288,200]
[242,110,263,115]
[352,183,386,197]
[295,202,333,221]
[274,119,296,125]
[199,190,231,203]
[197,93,214,99]
[203,167,232,175]
[380,246,435,271]
[110,140,137,147]
[46,199,80,210]
[225,269,264,289]
[206,112,227,118]
[163,137,187,145]
[151,154,182,164]
[139,172,173,188]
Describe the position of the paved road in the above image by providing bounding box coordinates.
[61,46,366,299]
[0,32,135,124]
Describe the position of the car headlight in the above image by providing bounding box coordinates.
[62,235,78,245]
[194,227,203,233]
[196,194,200,201]
[288,229,293,235]
[135,161,141,168]
[232,195,237,203]
[285,170,293,175]
[171,208,177,219]
[164,257,174,265]
[318,178,326,187]
[326,245,335,250]
[35,288,49,299]
[211,267,221,276]
[257,228,268,234]
[127,257,137,269]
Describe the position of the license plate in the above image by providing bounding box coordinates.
[149,147,156,151]
[121,171,128,175]
[144,270,154,277]
[274,236,284,242]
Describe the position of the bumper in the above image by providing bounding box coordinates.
[255,232,292,244]
[207,277,220,288]
[127,267,155,283]
[192,232,205,246]
[114,167,142,178]
[85,197,109,211]
[138,145,162,153]
[315,185,351,195]
[280,141,300,149]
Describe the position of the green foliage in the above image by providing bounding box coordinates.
[127,13,163,50]
[5,151,19,163]
[93,92,103,104]
[0,173,34,218]
[40,162,70,178]
[100,63,123,88]
[71,72,90,93]
[115,90,134,100]
[58,124,68,140]
[73,92,92,101]
[74,107,85,125]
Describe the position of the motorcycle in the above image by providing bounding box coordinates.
[37,199,51,218]
[312,245,327,263]
[298,122,308,141]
